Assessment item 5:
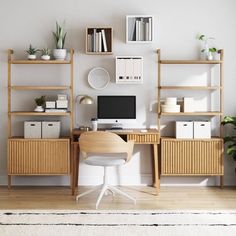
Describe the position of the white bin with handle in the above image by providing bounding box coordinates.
[42,121,60,139]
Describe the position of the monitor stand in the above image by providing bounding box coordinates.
[111,124,123,130]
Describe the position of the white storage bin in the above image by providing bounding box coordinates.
[183,97,194,112]
[24,121,41,139]
[42,121,60,139]
[176,121,193,139]
[194,121,211,139]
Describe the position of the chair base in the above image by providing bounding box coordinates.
[76,184,136,209]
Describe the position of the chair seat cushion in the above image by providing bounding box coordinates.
[84,154,126,166]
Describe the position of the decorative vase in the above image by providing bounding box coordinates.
[53,49,67,60]
[34,106,44,112]
[41,55,50,60]
[207,52,213,60]
[28,54,36,60]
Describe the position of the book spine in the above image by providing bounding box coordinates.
[148,18,152,41]
[101,29,108,52]
[96,32,99,52]
[145,22,149,41]
[93,29,96,52]
[87,34,92,52]
[98,32,102,52]
[135,20,139,41]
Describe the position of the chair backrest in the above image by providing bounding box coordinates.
[79,131,134,162]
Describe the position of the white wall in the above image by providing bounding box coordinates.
[0,0,236,186]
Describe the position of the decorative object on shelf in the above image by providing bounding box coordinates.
[116,56,143,84]
[41,48,51,60]
[221,116,236,161]
[183,97,194,112]
[34,95,46,112]
[52,21,67,60]
[88,67,110,89]
[197,34,218,60]
[26,44,39,60]
[161,97,180,113]
[86,27,113,54]
[126,15,153,43]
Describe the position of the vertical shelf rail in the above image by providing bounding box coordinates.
[70,49,74,134]
[157,49,161,133]
[8,49,13,138]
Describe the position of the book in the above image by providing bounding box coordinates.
[96,32,99,52]
[45,109,67,113]
[128,18,136,41]
[135,20,140,41]
[145,22,149,41]
[87,34,92,52]
[101,29,108,52]
[98,32,102,52]
[148,18,152,41]
[140,19,145,41]
[93,29,96,52]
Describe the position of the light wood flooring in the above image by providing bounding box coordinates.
[0,186,235,210]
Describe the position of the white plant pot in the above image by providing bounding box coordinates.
[53,49,67,60]
[34,106,44,112]
[207,52,213,61]
[28,54,37,60]
[41,55,50,60]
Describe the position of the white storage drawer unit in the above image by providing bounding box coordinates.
[194,121,211,139]
[24,121,42,139]
[176,121,193,139]
[42,121,60,139]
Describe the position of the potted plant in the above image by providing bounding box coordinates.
[197,34,217,60]
[26,44,39,60]
[41,48,51,60]
[34,95,46,112]
[221,116,236,161]
[52,21,67,60]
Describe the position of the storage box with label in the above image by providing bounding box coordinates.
[176,121,193,139]
[193,121,211,139]
[42,121,60,139]
[24,121,41,138]
[56,100,68,109]
[46,101,56,109]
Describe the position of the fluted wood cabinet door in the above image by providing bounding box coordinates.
[161,138,224,175]
[8,139,70,175]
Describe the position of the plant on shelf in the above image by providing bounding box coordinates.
[34,95,46,112]
[41,48,51,61]
[52,21,67,60]
[26,44,39,60]
[221,116,236,161]
[197,34,218,60]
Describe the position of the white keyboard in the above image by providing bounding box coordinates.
[106,129,134,133]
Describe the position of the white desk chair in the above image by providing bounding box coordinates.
[76,131,136,209]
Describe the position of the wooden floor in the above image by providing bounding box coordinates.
[0,186,236,210]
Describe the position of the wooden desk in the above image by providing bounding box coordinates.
[71,129,160,195]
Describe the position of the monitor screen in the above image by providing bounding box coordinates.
[97,96,136,120]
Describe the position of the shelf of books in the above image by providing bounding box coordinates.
[126,15,153,43]
[86,27,113,54]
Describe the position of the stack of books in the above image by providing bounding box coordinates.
[87,29,108,52]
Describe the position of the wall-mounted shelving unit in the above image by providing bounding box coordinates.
[126,15,153,43]
[7,49,74,189]
[86,27,113,54]
[115,56,143,84]
[157,49,224,186]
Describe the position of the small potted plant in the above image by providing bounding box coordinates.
[41,48,51,60]
[34,95,46,112]
[52,21,67,60]
[197,34,217,60]
[26,44,39,60]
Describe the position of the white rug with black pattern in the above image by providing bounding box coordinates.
[0,210,236,236]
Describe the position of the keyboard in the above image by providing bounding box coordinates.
[106,129,134,133]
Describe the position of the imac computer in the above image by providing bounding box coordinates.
[97,95,136,129]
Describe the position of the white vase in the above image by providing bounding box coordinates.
[53,49,67,60]
[207,52,213,60]
[28,54,36,60]
[41,55,50,60]
[34,106,44,112]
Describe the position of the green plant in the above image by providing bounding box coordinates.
[52,22,67,49]
[34,96,45,106]
[41,48,50,55]
[221,116,236,161]
[26,44,39,55]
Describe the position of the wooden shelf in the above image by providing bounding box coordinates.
[86,52,113,55]
[160,60,223,64]
[160,111,222,116]
[11,86,71,90]
[11,60,71,64]
[159,86,221,90]
[9,111,71,116]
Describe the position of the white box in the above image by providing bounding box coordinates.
[193,121,211,139]
[57,94,67,100]
[24,121,41,139]
[165,97,177,105]
[56,100,68,109]
[176,121,193,139]
[42,121,60,139]
[184,97,194,112]
[46,101,56,109]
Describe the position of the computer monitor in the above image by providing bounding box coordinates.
[97,95,136,129]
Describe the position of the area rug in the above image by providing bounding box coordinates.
[0,210,236,236]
